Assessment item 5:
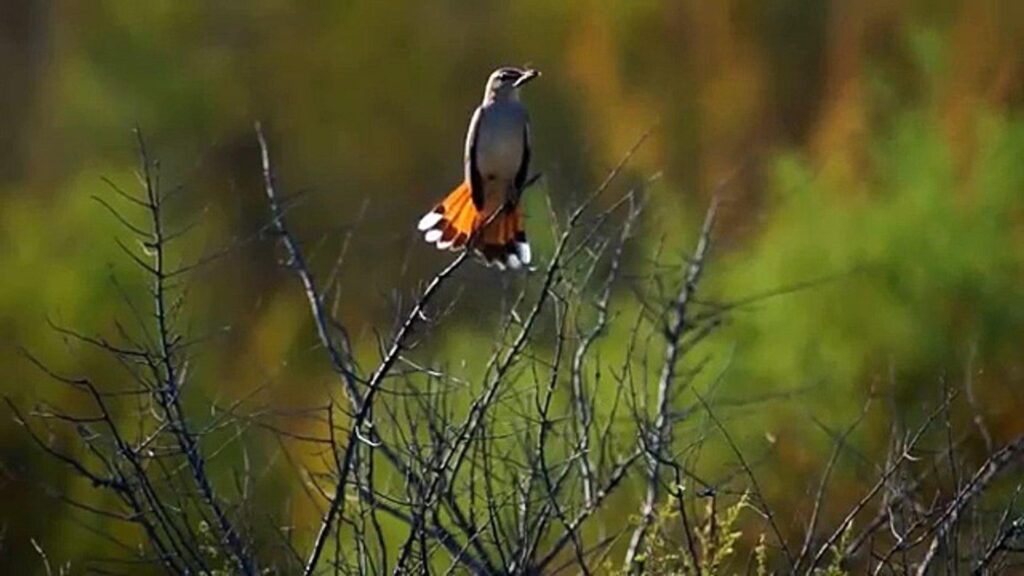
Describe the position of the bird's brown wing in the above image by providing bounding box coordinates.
[464,106,486,210]
[513,118,531,202]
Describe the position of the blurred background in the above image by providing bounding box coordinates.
[1,0,1023,571]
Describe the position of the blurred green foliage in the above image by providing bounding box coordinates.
[1,0,1023,571]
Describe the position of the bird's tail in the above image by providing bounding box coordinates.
[417,181,531,270]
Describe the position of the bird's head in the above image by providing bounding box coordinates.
[484,66,540,102]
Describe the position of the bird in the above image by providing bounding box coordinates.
[417,66,540,270]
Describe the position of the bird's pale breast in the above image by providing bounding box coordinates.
[475,102,526,183]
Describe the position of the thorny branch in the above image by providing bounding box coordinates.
[12,126,1024,576]
[624,193,719,572]
[11,130,255,574]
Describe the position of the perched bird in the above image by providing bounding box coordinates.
[417,66,540,269]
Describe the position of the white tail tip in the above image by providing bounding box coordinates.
[424,229,443,243]
[417,210,443,232]
[516,243,532,265]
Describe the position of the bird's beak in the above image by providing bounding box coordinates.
[514,69,540,88]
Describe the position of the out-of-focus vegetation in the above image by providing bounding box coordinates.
[2,1,1023,573]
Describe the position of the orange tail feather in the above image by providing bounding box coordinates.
[417,182,477,250]
[417,182,532,269]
